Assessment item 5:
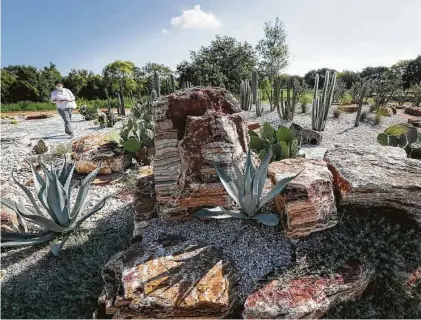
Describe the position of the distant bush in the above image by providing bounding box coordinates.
[339,93,353,105]
[333,107,343,118]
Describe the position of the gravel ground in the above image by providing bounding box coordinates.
[141,218,294,301]
[245,104,413,148]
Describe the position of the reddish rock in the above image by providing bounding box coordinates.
[1,206,26,233]
[324,144,421,226]
[153,87,248,221]
[268,158,337,238]
[404,268,421,299]
[341,105,358,113]
[247,121,261,131]
[407,117,421,128]
[97,237,238,319]
[26,113,54,120]
[71,134,130,175]
[243,259,373,319]
[405,106,421,117]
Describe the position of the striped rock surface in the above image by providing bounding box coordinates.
[153,87,248,221]
[243,259,373,319]
[97,236,238,319]
[268,158,337,238]
[324,144,421,226]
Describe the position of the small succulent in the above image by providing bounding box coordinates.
[194,148,300,226]
[0,157,113,255]
[249,122,301,162]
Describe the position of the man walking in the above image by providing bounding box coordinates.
[50,81,77,138]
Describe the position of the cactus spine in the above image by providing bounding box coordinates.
[153,71,161,97]
[240,80,252,111]
[252,70,258,105]
[277,78,298,121]
[312,71,337,131]
[255,89,264,117]
[170,74,176,93]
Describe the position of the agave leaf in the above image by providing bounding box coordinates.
[11,170,46,217]
[244,150,254,195]
[46,171,70,226]
[254,213,280,226]
[1,231,56,247]
[0,197,66,232]
[253,148,273,202]
[214,163,241,207]
[28,160,45,193]
[242,193,257,216]
[50,233,70,256]
[232,162,245,207]
[70,195,90,220]
[71,165,101,218]
[70,193,114,230]
[194,207,248,219]
[258,171,301,210]
[58,155,68,184]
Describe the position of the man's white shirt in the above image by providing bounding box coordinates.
[50,88,76,110]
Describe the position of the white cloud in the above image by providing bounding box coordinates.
[161,28,169,34]
[170,5,222,30]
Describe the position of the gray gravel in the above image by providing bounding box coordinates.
[141,218,293,301]
[245,104,412,148]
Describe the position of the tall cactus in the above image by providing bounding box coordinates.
[219,81,225,89]
[240,80,252,111]
[119,84,126,116]
[312,71,337,131]
[273,78,281,112]
[170,74,176,93]
[251,70,258,105]
[105,88,112,113]
[277,78,298,121]
[153,70,161,97]
[150,89,157,101]
[255,89,264,117]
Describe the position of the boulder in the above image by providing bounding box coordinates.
[153,87,248,221]
[71,134,130,175]
[133,166,156,242]
[32,139,48,154]
[298,147,327,160]
[389,106,397,114]
[407,117,421,128]
[268,158,337,238]
[408,140,421,160]
[247,121,261,131]
[243,259,373,319]
[405,106,421,117]
[290,123,322,145]
[97,236,238,319]
[324,144,421,226]
[384,122,417,136]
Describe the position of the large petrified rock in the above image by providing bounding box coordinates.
[290,123,322,145]
[268,158,337,238]
[97,236,238,319]
[153,87,248,221]
[405,106,421,117]
[325,144,421,226]
[243,259,373,319]
[133,166,156,242]
[71,134,130,175]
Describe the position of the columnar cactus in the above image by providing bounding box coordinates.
[277,78,298,121]
[170,74,176,93]
[220,81,225,89]
[255,89,264,117]
[273,78,281,112]
[153,71,161,97]
[252,70,258,105]
[240,80,252,111]
[312,71,337,131]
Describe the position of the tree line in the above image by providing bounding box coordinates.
[2,16,421,104]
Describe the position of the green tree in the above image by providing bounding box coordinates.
[403,55,421,89]
[135,62,173,95]
[304,68,337,88]
[177,35,258,92]
[1,69,17,103]
[63,69,89,97]
[37,62,62,101]
[79,72,106,100]
[3,65,40,102]
[256,17,289,83]
[102,60,137,94]
[360,66,389,81]
[337,70,359,89]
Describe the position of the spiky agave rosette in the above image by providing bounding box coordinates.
[195,148,300,226]
[0,157,114,255]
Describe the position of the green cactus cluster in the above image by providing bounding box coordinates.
[377,124,420,159]
[312,71,337,131]
[277,77,298,121]
[170,74,176,93]
[255,89,264,117]
[252,70,258,105]
[240,79,252,111]
[182,81,193,89]
[249,122,301,162]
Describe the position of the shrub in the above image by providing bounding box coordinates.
[374,112,382,125]
[339,93,352,105]
[299,94,312,113]
[10,120,18,124]
[360,111,368,122]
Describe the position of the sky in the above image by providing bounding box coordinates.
[1,0,421,76]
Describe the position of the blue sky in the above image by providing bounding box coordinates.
[2,0,421,76]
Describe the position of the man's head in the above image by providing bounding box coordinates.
[55,81,63,90]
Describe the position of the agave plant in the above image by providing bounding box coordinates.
[0,157,113,255]
[194,148,300,226]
